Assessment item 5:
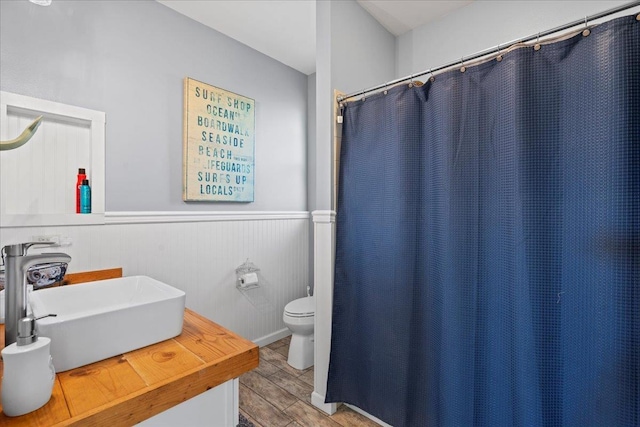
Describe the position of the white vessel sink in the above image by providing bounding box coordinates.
[29,275,186,372]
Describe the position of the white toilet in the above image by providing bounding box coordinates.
[282,296,315,370]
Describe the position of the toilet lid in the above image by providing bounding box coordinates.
[285,297,314,317]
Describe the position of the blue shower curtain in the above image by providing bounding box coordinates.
[326,15,639,427]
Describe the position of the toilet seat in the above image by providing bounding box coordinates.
[284,297,314,318]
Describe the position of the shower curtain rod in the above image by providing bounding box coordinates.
[337,1,640,103]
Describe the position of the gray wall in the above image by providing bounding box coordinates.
[315,0,332,212]
[330,0,396,95]
[307,73,317,213]
[396,0,634,78]
[0,0,308,212]
[314,0,396,211]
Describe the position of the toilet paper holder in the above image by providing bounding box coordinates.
[238,272,259,289]
[234,259,273,312]
[235,259,260,290]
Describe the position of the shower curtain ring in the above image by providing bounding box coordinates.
[460,57,466,73]
[428,68,434,82]
[582,16,591,37]
[362,88,366,102]
[534,32,541,51]
[496,44,503,62]
[409,74,414,88]
[384,81,389,95]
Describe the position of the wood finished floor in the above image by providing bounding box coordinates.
[239,336,380,427]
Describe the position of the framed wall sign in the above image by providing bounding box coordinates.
[183,77,255,202]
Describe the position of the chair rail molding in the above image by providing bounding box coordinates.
[105,211,310,224]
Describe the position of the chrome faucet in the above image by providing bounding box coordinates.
[2,242,71,347]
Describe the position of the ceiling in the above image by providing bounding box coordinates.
[356,1,473,37]
[157,0,473,76]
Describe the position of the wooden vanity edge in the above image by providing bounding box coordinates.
[54,308,260,426]
[57,343,259,426]
[56,268,123,287]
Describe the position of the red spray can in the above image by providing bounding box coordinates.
[76,168,86,213]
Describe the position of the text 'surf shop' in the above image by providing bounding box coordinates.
[183,77,255,202]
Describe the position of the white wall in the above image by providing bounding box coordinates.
[0,0,307,212]
[396,0,635,78]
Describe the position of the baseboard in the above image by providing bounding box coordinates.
[309,394,390,425]
[311,392,339,415]
[345,403,393,427]
[253,328,291,348]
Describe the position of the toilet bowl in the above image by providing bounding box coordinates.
[282,296,314,370]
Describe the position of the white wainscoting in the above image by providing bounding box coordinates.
[0,212,309,345]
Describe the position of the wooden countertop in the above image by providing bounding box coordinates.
[0,291,259,426]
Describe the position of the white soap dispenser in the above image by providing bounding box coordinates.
[1,316,55,417]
